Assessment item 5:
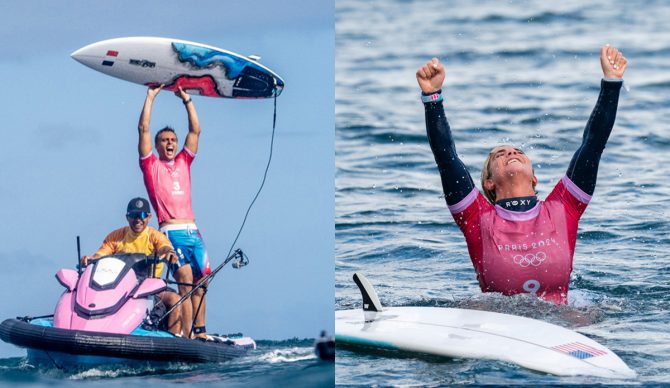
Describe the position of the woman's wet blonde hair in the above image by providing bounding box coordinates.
[480,149,498,204]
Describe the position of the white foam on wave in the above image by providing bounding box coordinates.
[67,362,193,380]
[567,289,595,308]
[69,367,125,380]
[258,347,316,364]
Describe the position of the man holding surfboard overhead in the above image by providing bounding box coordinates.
[417,45,627,304]
[137,84,211,339]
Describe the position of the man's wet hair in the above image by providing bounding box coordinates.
[155,126,177,145]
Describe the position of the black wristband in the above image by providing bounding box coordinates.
[421,89,442,96]
[183,98,192,105]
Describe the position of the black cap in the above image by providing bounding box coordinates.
[127,197,151,214]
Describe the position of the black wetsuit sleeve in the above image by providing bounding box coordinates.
[424,96,476,206]
[566,79,623,195]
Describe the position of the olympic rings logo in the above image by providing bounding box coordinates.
[512,251,546,267]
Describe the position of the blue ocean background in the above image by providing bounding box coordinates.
[336,0,669,384]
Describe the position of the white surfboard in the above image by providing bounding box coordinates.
[336,273,636,379]
[71,37,284,99]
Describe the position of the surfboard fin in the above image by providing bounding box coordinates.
[248,55,261,61]
[353,273,383,322]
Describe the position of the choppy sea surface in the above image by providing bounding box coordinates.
[336,0,670,385]
[0,339,333,387]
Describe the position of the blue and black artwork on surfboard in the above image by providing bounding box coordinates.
[157,42,284,99]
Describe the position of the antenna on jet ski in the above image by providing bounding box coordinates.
[76,236,82,275]
[151,251,158,279]
[154,249,250,329]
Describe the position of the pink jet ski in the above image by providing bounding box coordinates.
[0,253,255,368]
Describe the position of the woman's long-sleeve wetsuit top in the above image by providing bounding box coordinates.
[424,80,622,304]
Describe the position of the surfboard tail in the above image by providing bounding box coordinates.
[352,273,383,321]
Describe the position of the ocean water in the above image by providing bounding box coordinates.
[0,339,333,387]
[336,0,670,385]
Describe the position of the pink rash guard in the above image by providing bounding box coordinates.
[140,148,195,224]
[449,176,591,304]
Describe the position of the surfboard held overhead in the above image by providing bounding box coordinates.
[71,37,284,99]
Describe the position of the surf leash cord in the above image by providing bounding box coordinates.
[224,89,278,258]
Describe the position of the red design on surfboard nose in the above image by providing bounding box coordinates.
[148,75,219,97]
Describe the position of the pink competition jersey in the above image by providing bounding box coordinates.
[140,149,195,224]
[449,176,591,304]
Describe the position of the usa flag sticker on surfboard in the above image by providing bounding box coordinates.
[552,342,609,360]
[71,37,284,99]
